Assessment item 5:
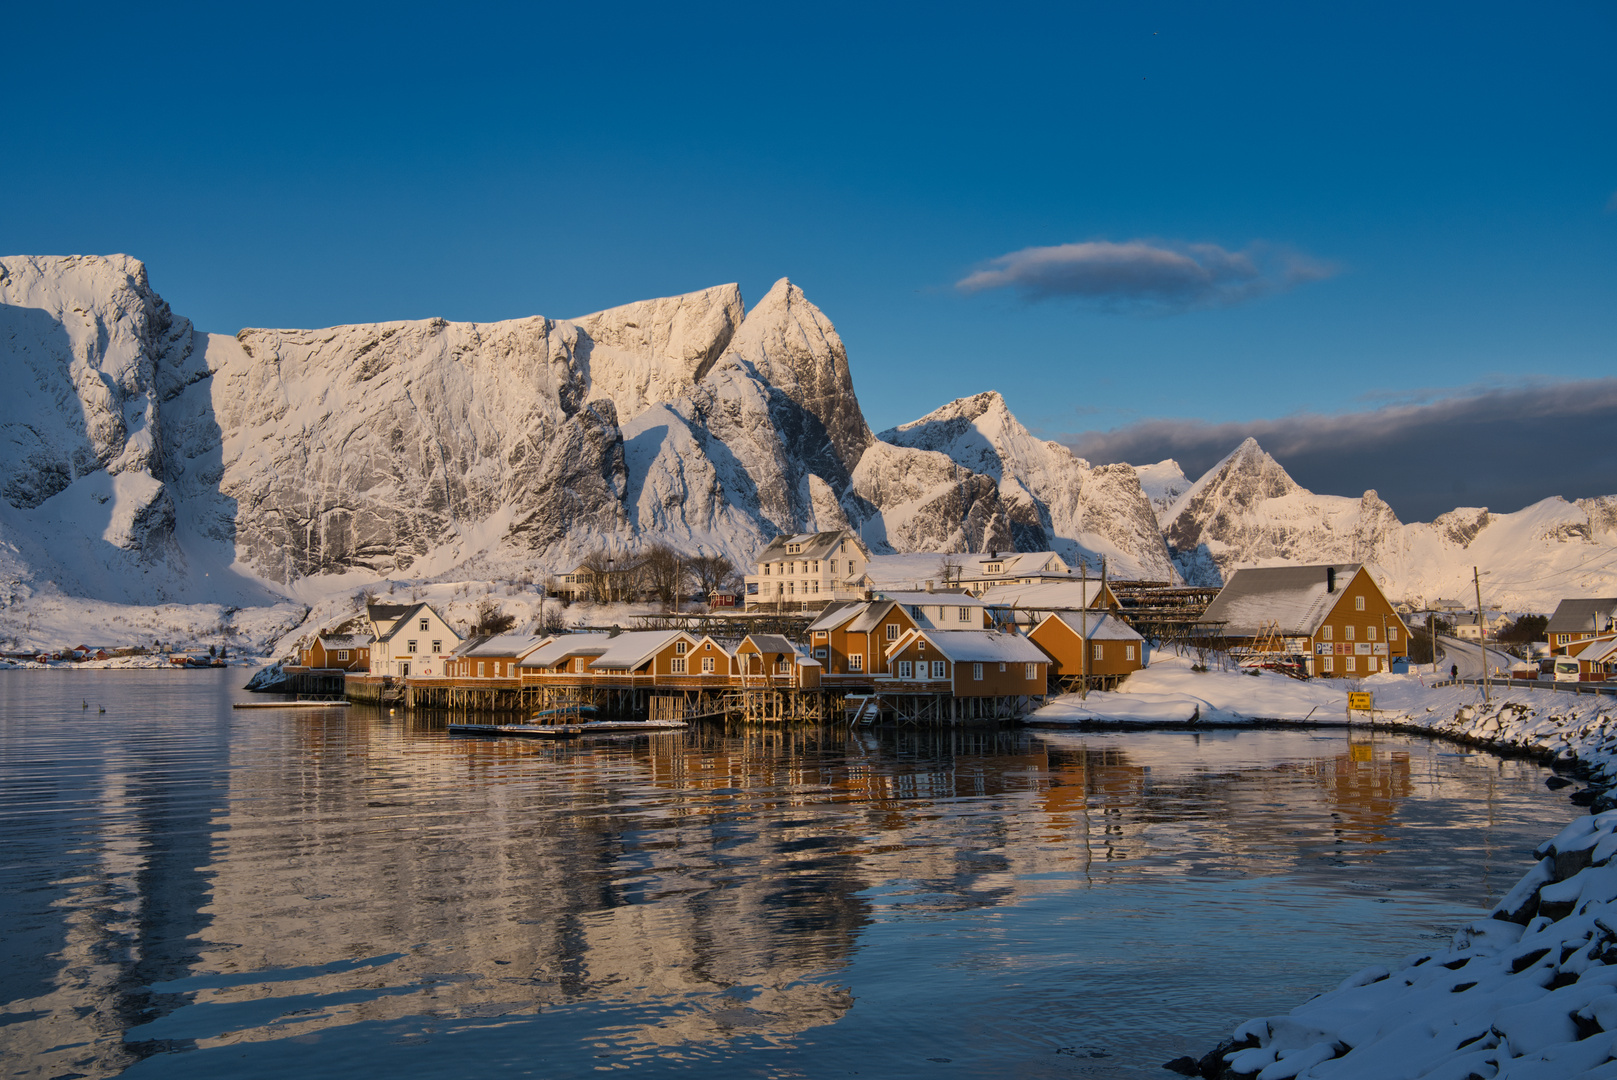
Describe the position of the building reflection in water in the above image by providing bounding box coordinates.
[0,689,1558,1080]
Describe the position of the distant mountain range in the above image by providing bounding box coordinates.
[1,254,1613,648]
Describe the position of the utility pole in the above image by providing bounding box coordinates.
[1080,559,1090,699]
[1474,566,1490,703]
[1430,608,1440,677]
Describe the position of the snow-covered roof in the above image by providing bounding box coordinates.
[877,590,985,607]
[587,630,689,671]
[1199,564,1365,638]
[1575,639,1617,665]
[460,634,548,658]
[519,633,615,668]
[911,630,1048,664]
[808,601,864,632]
[1547,598,1617,634]
[374,603,452,643]
[755,531,862,563]
[976,580,1109,609]
[1035,612,1142,642]
[847,601,902,634]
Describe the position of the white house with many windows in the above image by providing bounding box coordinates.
[745,531,871,609]
[368,602,462,678]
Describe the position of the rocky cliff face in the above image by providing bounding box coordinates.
[878,392,1177,580]
[0,257,1182,620]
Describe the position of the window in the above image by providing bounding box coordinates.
[1126,644,1136,661]
[478,661,486,677]
[898,661,913,679]
[812,581,820,593]
[1389,628,1398,642]
[973,663,983,680]
[763,564,770,575]
[999,662,1006,672]
[671,658,687,674]
[886,623,899,640]
[932,661,946,679]
[337,650,349,661]
[987,562,1001,573]
[1323,656,1334,673]
[420,618,429,631]
[813,561,819,573]
[814,630,826,640]
[432,641,441,653]
[1367,626,1377,641]
[847,560,855,574]
[1355,596,1366,611]
[777,658,791,674]
[407,640,417,653]
[849,654,864,672]
[1345,656,1357,672]
[787,543,802,554]
[959,606,970,621]
[1345,626,1355,641]
[813,648,827,659]
[1322,626,1333,641]
[675,641,688,654]
[702,656,715,673]
[575,658,587,672]
[788,582,795,595]
[1093,643,1104,660]
[1025,663,1037,680]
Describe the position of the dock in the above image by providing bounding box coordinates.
[449,720,688,738]
[233,699,351,709]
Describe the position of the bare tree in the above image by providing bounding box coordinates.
[640,544,686,609]
[937,554,963,588]
[539,605,568,635]
[688,552,736,600]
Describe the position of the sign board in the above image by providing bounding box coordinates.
[1347,691,1374,712]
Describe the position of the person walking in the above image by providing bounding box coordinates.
[1450,663,1458,682]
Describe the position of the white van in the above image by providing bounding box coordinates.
[1553,657,1581,682]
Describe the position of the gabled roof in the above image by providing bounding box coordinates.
[586,630,690,671]
[519,633,615,668]
[459,634,549,659]
[876,590,985,607]
[808,601,865,632]
[1547,598,1617,634]
[375,603,434,643]
[905,629,1049,664]
[1573,638,1617,664]
[975,580,1111,609]
[1198,564,1368,638]
[755,530,865,563]
[740,634,798,655]
[1034,611,1143,642]
[847,600,904,634]
[367,603,414,624]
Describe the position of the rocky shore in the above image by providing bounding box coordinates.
[1053,667,1617,1079]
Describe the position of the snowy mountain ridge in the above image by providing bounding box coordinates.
[0,255,1175,648]
[1163,437,1617,610]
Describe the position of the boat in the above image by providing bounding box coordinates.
[448,719,687,738]
[531,704,599,722]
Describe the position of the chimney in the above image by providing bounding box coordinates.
[926,580,934,593]
[1326,567,1337,593]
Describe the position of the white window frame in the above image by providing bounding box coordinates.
[1322,625,1333,641]
[1355,596,1366,611]
[849,653,864,672]
[959,606,970,621]
[675,641,688,655]
[1346,626,1355,641]
[671,657,687,674]
[406,640,417,653]
[1093,643,1103,660]
[702,656,715,673]
[932,661,946,679]
[1025,663,1036,680]
[419,618,430,631]
[1126,644,1135,661]
[1345,655,1357,672]
[973,663,983,680]
[898,660,912,679]
[886,623,899,640]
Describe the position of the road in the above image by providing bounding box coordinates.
[1435,635,1519,680]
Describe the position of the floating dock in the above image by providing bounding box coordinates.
[449,720,687,738]
[233,700,351,709]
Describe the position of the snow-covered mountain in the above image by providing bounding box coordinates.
[5,253,1613,652]
[877,392,1176,580]
[1164,437,1617,609]
[0,255,1175,647]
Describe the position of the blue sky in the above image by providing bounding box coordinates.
[4,1,1614,519]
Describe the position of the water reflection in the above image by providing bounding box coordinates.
[0,671,1577,1079]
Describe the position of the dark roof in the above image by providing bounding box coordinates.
[1546,598,1617,634]
[368,603,414,622]
[743,634,799,656]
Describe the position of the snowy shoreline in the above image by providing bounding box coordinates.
[1026,656,1617,1078]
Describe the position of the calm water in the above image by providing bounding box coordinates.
[0,669,1578,1079]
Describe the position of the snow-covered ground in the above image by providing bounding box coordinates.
[1038,655,1617,1078]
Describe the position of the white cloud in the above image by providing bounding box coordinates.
[956,238,1335,309]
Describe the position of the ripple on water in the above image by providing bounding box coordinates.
[0,669,1580,1079]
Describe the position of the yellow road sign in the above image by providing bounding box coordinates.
[1347,691,1374,712]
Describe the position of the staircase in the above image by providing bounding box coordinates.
[845,695,881,725]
